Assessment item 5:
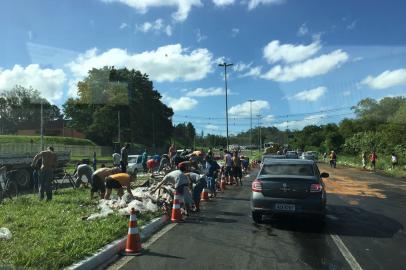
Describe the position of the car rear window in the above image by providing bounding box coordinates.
[260,164,315,176]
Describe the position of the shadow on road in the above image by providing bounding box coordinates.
[141,250,185,260]
[258,204,403,238]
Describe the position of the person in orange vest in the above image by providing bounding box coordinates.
[104,173,137,200]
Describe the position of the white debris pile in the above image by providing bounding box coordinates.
[86,184,174,221]
[0,228,12,240]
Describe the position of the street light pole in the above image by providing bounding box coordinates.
[218,62,233,151]
[256,114,262,152]
[248,99,255,155]
[40,98,44,151]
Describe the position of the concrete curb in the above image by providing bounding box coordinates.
[67,214,169,270]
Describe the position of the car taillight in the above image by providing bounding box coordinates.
[310,183,322,192]
[252,179,262,192]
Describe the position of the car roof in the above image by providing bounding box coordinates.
[262,159,315,165]
[128,155,140,157]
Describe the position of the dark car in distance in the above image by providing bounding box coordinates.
[251,159,328,223]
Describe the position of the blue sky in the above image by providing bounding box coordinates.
[1,0,406,135]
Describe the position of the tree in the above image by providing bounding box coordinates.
[63,67,173,146]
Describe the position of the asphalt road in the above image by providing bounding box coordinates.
[108,165,406,270]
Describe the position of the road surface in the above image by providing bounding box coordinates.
[108,164,405,270]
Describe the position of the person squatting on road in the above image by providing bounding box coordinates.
[232,151,243,186]
[158,154,170,173]
[104,173,137,200]
[120,143,130,173]
[31,146,57,201]
[74,162,93,187]
[152,161,193,215]
[205,156,220,197]
[90,167,120,200]
[186,172,207,212]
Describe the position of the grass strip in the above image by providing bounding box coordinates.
[0,188,160,269]
[0,135,96,146]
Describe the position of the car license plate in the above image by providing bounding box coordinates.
[275,203,295,211]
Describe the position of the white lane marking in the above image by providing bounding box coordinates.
[107,223,177,270]
[330,234,363,270]
[326,214,339,221]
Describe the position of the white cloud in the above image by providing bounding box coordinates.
[361,69,406,90]
[231,28,240,37]
[233,62,251,72]
[162,94,198,111]
[274,114,326,130]
[195,29,207,43]
[101,0,202,22]
[262,114,274,123]
[247,0,284,10]
[205,124,219,130]
[67,44,214,84]
[119,22,128,30]
[28,30,33,41]
[289,86,327,102]
[347,20,357,30]
[263,40,321,64]
[213,0,235,6]
[241,66,262,78]
[297,23,309,36]
[186,87,224,97]
[0,64,66,102]
[136,19,172,36]
[342,90,351,96]
[261,49,349,82]
[228,100,270,116]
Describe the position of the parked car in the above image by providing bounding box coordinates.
[127,155,143,175]
[251,159,328,224]
[301,151,316,160]
[285,151,299,159]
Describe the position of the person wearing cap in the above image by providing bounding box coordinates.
[90,167,120,199]
[151,161,193,215]
[104,173,137,200]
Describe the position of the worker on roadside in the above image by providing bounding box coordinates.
[329,150,337,168]
[158,154,170,173]
[186,172,207,212]
[168,144,177,168]
[205,156,220,197]
[31,146,57,201]
[120,143,130,173]
[361,151,368,169]
[369,151,378,171]
[141,149,148,173]
[75,161,93,187]
[104,172,138,200]
[232,151,243,186]
[151,161,193,215]
[90,167,120,200]
[224,150,233,184]
[391,152,398,169]
[112,151,121,167]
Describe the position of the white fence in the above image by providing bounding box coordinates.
[0,143,112,157]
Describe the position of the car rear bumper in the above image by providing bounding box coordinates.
[251,195,325,216]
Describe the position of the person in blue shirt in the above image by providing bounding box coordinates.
[205,156,220,197]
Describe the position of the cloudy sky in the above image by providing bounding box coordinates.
[1,0,406,135]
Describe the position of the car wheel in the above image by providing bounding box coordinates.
[14,169,31,189]
[252,211,262,224]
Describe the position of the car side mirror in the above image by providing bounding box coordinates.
[320,172,329,178]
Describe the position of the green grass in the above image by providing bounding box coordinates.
[337,154,406,178]
[0,135,96,146]
[0,188,160,269]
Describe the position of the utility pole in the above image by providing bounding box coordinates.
[218,62,233,151]
[118,111,121,145]
[248,99,255,155]
[40,98,44,150]
[256,114,261,152]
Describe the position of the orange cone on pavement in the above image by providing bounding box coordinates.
[124,208,142,256]
[220,177,226,192]
[171,191,184,222]
[201,188,209,201]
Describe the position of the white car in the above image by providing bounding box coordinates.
[127,155,143,175]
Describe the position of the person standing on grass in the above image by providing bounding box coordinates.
[369,151,378,171]
[120,143,130,173]
[90,167,120,199]
[391,152,398,169]
[361,151,368,169]
[31,146,57,201]
[32,157,42,192]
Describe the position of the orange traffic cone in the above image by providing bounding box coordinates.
[201,188,209,201]
[220,177,226,192]
[124,208,142,256]
[171,191,184,222]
